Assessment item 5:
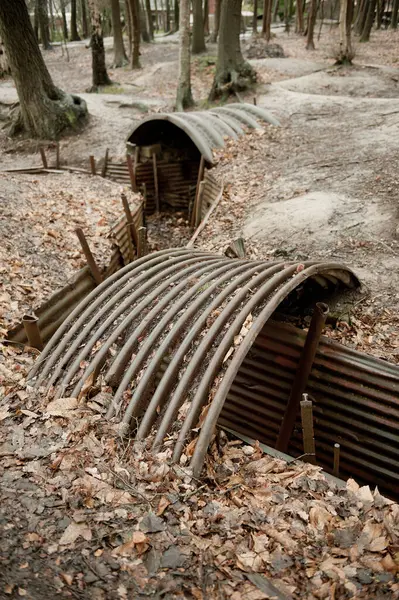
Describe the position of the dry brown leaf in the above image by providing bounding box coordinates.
[59,522,92,545]
[157,496,171,516]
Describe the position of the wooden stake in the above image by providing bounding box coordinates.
[126,154,137,192]
[192,157,205,227]
[39,147,48,169]
[141,183,147,209]
[75,228,102,285]
[333,443,340,477]
[55,142,60,169]
[121,193,137,259]
[153,152,160,213]
[89,155,96,175]
[101,147,109,178]
[300,394,316,464]
[137,226,147,258]
[194,180,206,228]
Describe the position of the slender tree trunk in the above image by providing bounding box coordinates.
[127,0,141,67]
[81,0,89,37]
[296,0,305,32]
[126,1,133,52]
[204,0,210,34]
[0,35,10,77]
[88,0,112,87]
[111,0,127,65]
[176,0,194,109]
[49,0,55,40]
[140,0,150,41]
[174,0,179,30]
[355,0,368,32]
[0,0,87,137]
[253,0,258,33]
[145,0,155,38]
[360,0,377,40]
[154,0,159,31]
[166,0,171,30]
[192,0,206,53]
[306,0,317,48]
[391,0,399,28]
[210,0,221,41]
[262,0,272,40]
[70,0,81,40]
[336,0,354,62]
[272,0,279,21]
[38,0,51,49]
[209,0,256,99]
[60,0,69,39]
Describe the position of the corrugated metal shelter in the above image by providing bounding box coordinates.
[121,103,279,214]
[30,249,392,491]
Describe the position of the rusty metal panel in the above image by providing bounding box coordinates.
[220,320,399,498]
[28,250,360,483]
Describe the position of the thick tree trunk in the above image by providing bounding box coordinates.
[0,0,87,138]
[210,0,221,42]
[253,0,258,33]
[192,0,206,53]
[145,0,155,39]
[0,35,10,77]
[262,0,272,40]
[38,0,51,49]
[391,0,399,28]
[296,0,305,32]
[176,0,194,110]
[306,0,317,48]
[60,0,69,39]
[88,0,112,87]
[127,0,141,68]
[209,0,256,100]
[70,0,81,40]
[111,0,127,65]
[81,0,89,37]
[336,0,354,63]
[360,0,377,40]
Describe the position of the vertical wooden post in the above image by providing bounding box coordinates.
[153,152,160,213]
[141,183,147,209]
[194,180,206,228]
[137,226,147,258]
[121,193,136,261]
[101,147,109,178]
[39,147,48,169]
[75,228,103,285]
[55,142,60,169]
[126,154,137,192]
[300,394,316,464]
[89,156,96,175]
[22,315,43,351]
[333,443,340,477]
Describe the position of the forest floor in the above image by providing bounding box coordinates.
[1,24,399,599]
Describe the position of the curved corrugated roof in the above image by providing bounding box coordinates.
[29,249,359,476]
[127,103,280,164]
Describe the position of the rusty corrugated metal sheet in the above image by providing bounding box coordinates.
[28,250,359,480]
[219,320,399,498]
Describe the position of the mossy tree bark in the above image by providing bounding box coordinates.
[192,0,206,53]
[88,0,112,88]
[0,0,87,138]
[110,0,127,66]
[176,0,194,110]
[209,0,256,100]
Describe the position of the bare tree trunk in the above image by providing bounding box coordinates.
[176,0,194,109]
[272,0,279,21]
[0,35,10,77]
[60,0,69,39]
[127,0,141,67]
[355,0,368,32]
[111,0,127,65]
[210,0,221,41]
[70,0,81,40]
[126,0,133,51]
[38,0,51,49]
[34,2,39,41]
[209,0,256,99]
[306,0,317,48]
[296,0,305,32]
[204,0,210,34]
[81,0,89,37]
[336,0,354,62]
[262,0,272,40]
[88,0,112,87]
[391,0,399,28]
[49,0,55,40]
[166,0,171,30]
[174,0,179,30]
[140,0,150,41]
[145,0,154,38]
[0,0,87,137]
[192,0,206,53]
[360,0,377,40]
[253,0,258,33]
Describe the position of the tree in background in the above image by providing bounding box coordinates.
[127,0,141,68]
[0,0,87,137]
[262,0,272,41]
[391,0,399,28]
[252,0,258,34]
[176,0,194,110]
[306,0,317,48]
[0,36,10,77]
[60,0,69,39]
[336,0,354,63]
[360,0,377,41]
[174,0,179,31]
[192,0,206,53]
[209,0,256,99]
[145,0,155,39]
[210,0,221,42]
[296,0,304,34]
[81,0,89,37]
[88,0,112,87]
[110,0,127,65]
[38,0,51,49]
[70,0,81,40]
